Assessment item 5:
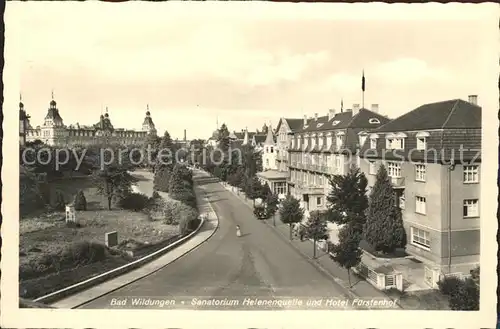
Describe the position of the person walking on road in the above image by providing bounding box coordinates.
[236,225,242,237]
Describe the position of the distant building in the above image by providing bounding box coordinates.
[358,95,481,276]
[20,96,157,146]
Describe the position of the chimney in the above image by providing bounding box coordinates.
[314,113,318,121]
[328,109,336,121]
[303,115,307,125]
[352,104,360,116]
[468,95,478,105]
[184,129,187,141]
[371,104,379,113]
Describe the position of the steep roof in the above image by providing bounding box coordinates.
[359,99,482,162]
[376,99,481,132]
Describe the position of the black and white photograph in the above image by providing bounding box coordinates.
[2,1,498,328]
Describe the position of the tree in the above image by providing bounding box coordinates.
[279,195,304,240]
[54,191,66,211]
[265,193,279,226]
[329,222,363,287]
[144,134,161,167]
[158,130,175,166]
[153,164,173,192]
[363,165,406,254]
[259,181,272,200]
[448,277,479,310]
[246,175,263,206]
[326,165,368,226]
[304,211,329,258]
[92,166,138,210]
[74,190,87,211]
[217,123,230,153]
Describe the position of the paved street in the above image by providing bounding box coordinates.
[79,171,356,310]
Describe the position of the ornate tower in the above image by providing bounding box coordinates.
[42,92,66,146]
[142,105,157,135]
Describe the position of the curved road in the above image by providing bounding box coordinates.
[79,171,353,310]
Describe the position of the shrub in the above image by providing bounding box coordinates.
[59,241,107,268]
[438,276,462,296]
[153,166,172,192]
[178,208,200,236]
[118,192,149,212]
[74,190,87,211]
[152,191,161,200]
[54,191,66,211]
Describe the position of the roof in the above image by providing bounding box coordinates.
[276,118,304,133]
[295,108,389,133]
[253,134,267,144]
[257,170,289,180]
[376,99,481,132]
[359,99,482,163]
[142,115,155,127]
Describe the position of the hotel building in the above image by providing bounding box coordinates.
[358,95,481,275]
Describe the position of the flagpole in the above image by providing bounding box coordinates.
[362,70,365,109]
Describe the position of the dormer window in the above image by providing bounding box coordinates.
[386,133,406,150]
[327,133,333,149]
[303,125,309,129]
[316,123,324,128]
[331,120,340,126]
[335,131,345,151]
[416,131,429,150]
[369,118,381,124]
[358,132,367,148]
[369,134,378,149]
[318,133,324,148]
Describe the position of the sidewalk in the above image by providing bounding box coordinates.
[49,180,219,309]
[221,183,392,300]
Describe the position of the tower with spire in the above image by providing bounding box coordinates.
[142,104,157,135]
[41,91,68,145]
[19,93,31,146]
[262,122,277,171]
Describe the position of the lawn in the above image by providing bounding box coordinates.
[19,177,180,300]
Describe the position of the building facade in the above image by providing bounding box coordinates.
[20,97,157,147]
[288,104,390,212]
[358,96,481,275]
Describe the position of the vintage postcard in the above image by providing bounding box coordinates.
[1,1,498,328]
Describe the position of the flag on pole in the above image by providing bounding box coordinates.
[341,98,344,112]
[362,70,365,92]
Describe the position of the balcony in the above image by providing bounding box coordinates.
[295,181,325,195]
[390,177,405,189]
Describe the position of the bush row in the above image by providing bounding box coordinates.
[153,163,200,235]
[20,241,110,281]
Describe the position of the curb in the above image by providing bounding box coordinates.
[33,175,216,305]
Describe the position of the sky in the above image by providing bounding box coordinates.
[5,2,497,140]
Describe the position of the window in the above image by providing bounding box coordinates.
[311,137,316,149]
[411,227,430,249]
[369,118,381,124]
[415,164,426,182]
[327,136,333,149]
[266,159,269,166]
[270,147,274,153]
[275,182,286,195]
[415,196,426,215]
[370,138,377,149]
[318,135,324,148]
[303,136,308,150]
[399,191,405,209]
[463,165,479,183]
[386,136,404,149]
[316,197,322,206]
[359,134,367,147]
[463,199,479,218]
[387,162,401,177]
[336,135,344,150]
[416,137,426,150]
[369,161,376,175]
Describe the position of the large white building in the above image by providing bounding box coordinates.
[19,96,157,146]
